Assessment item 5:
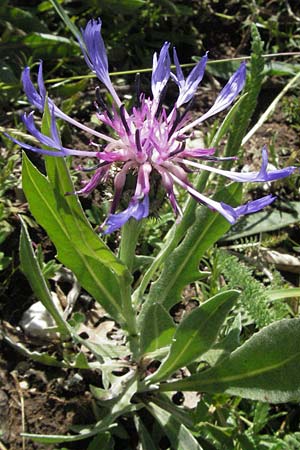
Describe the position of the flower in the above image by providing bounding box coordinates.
[6,19,296,234]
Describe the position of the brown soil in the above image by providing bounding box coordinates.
[0,341,96,450]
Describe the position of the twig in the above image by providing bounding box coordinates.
[286,0,300,22]
[11,372,26,450]
[242,70,300,145]
[0,441,9,450]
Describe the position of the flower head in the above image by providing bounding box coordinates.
[7,18,296,234]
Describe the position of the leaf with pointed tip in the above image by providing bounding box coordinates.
[148,290,239,383]
[160,318,300,403]
[22,153,128,326]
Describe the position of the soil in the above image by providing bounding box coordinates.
[0,342,96,449]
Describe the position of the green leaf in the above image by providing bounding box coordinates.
[142,183,242,315]
[266,288,300,302]
[22,153,129,326]
[201,313,242,367]
[2,333,66,368]
[150,394,194,429]
[0,252,11,270]
[49,0,81,41]
[145,402,204,450]
[206,60,241,79]
[22,432,98,445]
[148,290,239,383]
[264,61,300,77]
[198,422,233,448]
[87,433,113,450]
[139,303,176,355]
[0,6,48,32]
[53,79,88,97]
[19,216,69,335]
[160,318,300,403]
[134,417,159,450]
[252,402,270,434]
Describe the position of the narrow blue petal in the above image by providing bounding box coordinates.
[22,65,44,110]
[80,18,110,87]
[189,146,296,182]
[22,112,56,148]
[220,195,276,222]
[79,18,121,105]
[174,52,208,107]
[104,196,149,234]
[4,133,65,157]
[254,146,296,182]
[50,107,61,146]
[37,61,47,98]
[198,61,246,123]
[172,47,184,85]
[151,42,171,100]
[75,167,107,195]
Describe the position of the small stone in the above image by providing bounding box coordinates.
[19,380,29,390]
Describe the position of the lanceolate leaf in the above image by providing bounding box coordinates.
[139,303,176,355]
[141,183,242,318]
[223,23,265,162]
[160,318,300,403]
[22,153,128,326]
[148,290,239,383]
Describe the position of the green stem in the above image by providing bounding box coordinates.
[118,218,142,358]
[121,282,139,359]
[133,171,210,305]
[119,218,142,273]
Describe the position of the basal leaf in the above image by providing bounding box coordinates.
[160,318,300,403]
[148,290,239,383]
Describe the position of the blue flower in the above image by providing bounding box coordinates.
[7,18,296,233]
